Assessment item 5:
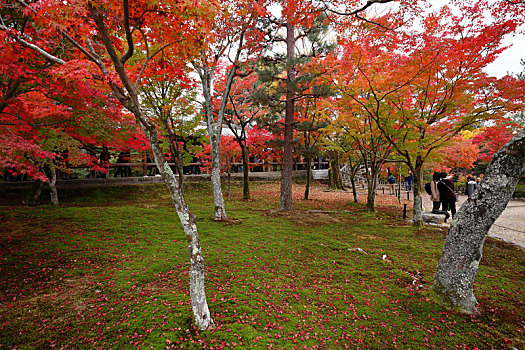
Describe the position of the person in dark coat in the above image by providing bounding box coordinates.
[437,172,457,219]
[430,172,450,222]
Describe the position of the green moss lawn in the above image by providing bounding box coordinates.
[0,182,523,349]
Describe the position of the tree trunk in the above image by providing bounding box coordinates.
[412,157,424,227]
[32,180,44,204]
[210,131,228,220]
[304,156,312,199]
[139,117,214,330]
[433,129,525,313]
[241,144,250,200]
[280,22,295,211]
[366,168,379,212]
[49,168,58,206]
[226,158,231,199]
[328,152,343,190]
[50,3,214,330]
[349,166,358,203]
[169,141,184,191]
[200,62,229,221]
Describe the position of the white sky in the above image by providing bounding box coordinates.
[484,31,525,78]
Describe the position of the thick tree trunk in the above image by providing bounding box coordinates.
[280,23,295,211]
[328,152,343,190]
[241,144,250,200]
[412,158,424,227]
[49,168,58,206]
[139,119,214,330]
[433,130,525,313]
[304,156,312,200]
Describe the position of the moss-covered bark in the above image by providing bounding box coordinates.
[434,129,525,312]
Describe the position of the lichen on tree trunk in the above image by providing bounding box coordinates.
[49,167,58,206]
[433,129,525,313]
[143,124,214,330]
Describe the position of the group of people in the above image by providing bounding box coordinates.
[386,171,413,195]
[429,172,462,222]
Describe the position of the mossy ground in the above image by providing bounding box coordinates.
[0,181,523,349]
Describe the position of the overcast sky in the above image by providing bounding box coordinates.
[484,31,524,78]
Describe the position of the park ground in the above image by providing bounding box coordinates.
[0,181,524,349]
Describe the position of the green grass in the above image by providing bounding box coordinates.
[0,181,523,349]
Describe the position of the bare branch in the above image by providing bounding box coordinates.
[0,24,66,64]
[120,0,134,64]
[134,43,171,89]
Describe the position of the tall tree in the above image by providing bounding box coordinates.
[255,9,333,209]
[222,73,264,200]
[191,0,265,220]
[1,0,217,329]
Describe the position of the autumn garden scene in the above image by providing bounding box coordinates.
[1,0,525,349]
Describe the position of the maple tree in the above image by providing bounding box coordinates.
[0,0,218,329]
[191,0,266,220]
[0,4,140,205]
[222,73,265,200]
[440,134,479,171]
[140,67,203,190]
[473,124,517,165]
[330,2,524,224]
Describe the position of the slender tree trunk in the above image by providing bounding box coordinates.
[412,158,424,227]
[349,166,358,203]
[433,130,525,313]
[36,3,217,331]
[241,144,250,200]
[280,23,295,211]
[169,142,184,192]
[138,114,214,330]
[304,156,311,199]
[199,62,229,220]
[226,157,231,199]
[210,131,227,219]
[49,168,58,206]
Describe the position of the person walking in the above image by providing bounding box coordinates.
[437,172,457,219]
[387,174,396,195]
[405,171,413,192]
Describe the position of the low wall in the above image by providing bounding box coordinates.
[0,171,307,190]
